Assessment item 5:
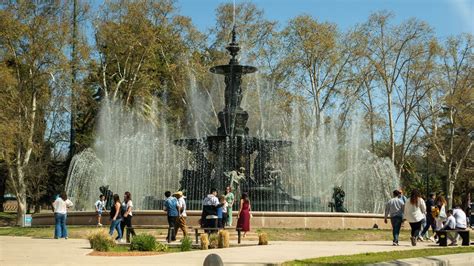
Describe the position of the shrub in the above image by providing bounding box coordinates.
[209,233,219,249]
[87,230,115,251]
[258,232,268,245]
[200,234,209,250]
[218,230,230,248]
[180,236,193,251]
[130,234,157,251]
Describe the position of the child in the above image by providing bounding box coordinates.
[95,194,106,226]
[218,195,228,228]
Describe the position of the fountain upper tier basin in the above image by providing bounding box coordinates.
[174,135,291,154]
[209,64,257,75]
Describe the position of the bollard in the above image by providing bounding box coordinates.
[203,253,223,266]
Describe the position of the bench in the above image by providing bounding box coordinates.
[194,227,243,244]
[436,229,470,246]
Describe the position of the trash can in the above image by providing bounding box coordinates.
[24,214,32,227]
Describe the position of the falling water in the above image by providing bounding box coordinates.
[66,72,398,213]
[65,100,185,210]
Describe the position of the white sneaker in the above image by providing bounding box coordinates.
[98,223,103,227]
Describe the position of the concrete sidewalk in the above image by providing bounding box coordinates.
[0,236,471,265]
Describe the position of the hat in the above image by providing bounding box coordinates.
[174,191,184,198]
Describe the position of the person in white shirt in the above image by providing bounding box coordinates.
[95,195,106,226]
[120,191,136,243]
[441,209,458,245]
[403,189,426,246]
[450,205,468,245]
[53,191,73,239]
[453,205,467,229]
[175,191,188,237]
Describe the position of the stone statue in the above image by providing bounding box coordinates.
[99,185,114,210]
[332,186,348,213]
[224,167,246,196]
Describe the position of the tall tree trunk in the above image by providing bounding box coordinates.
[387,92,395,162]
[15,166,27,226]
[69,0,78,159]
[0,164,6,212]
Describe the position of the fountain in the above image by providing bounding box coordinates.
[174,27,295,210]
[65,27,398,214]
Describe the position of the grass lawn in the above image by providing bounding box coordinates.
[0,212,16,226]
[0,226,171,239]
[1,225,473,242]
[256,228,415,242]
[283,246,474,265]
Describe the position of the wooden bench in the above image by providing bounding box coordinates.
[194,227,243,244]
[436,229,470,246]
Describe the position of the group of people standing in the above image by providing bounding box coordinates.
[104,191,137,243]
[385,189,468,246]
[52,186,253,242]
[162,186,252,241]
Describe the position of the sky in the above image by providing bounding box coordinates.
[174,0,473,38]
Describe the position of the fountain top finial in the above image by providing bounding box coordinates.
[209,24,256,75]
[226,25,240,65]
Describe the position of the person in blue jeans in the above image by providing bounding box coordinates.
[164,191,179,242]
[52,191,74,239]
[109,194,123,243]
[384,190,405,246]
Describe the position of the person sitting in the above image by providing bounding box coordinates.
[452,205,468,245]
[440,209,457,246]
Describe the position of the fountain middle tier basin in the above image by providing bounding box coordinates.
[174,135,291,154]
[209,64,257,75]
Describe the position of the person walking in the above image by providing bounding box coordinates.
[175,191,188,237]
[237,192,251,238]
[420,192,436,240]
[225,186,235,226]
[403,189,426,246]
[95,194,106,227]
[384,190,405,246]
[164,191,179,242]
[120,191,136,243]
[109,194,123,243]
[52,191,73,239]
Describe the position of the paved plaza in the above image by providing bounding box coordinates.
[1,236,472,265]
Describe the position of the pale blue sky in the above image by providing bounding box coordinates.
[175,0,473,38]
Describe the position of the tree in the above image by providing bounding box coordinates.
[282,15,358,125]
[416,34,473,208]
[0,2,68,225]
[362,12,433,165]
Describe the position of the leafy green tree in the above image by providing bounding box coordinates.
[0,1,69,225]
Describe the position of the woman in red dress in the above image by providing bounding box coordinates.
[237,192,251,237]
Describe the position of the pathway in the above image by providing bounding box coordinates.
[0,236,469,265]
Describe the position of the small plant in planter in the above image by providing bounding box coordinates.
[208,233,219,249]
[87,229,116,251]
[200,234,209,250]
[258,232,268,245]
[180,236,193,251]
[130,234,158,251]
[218,230,230,248]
